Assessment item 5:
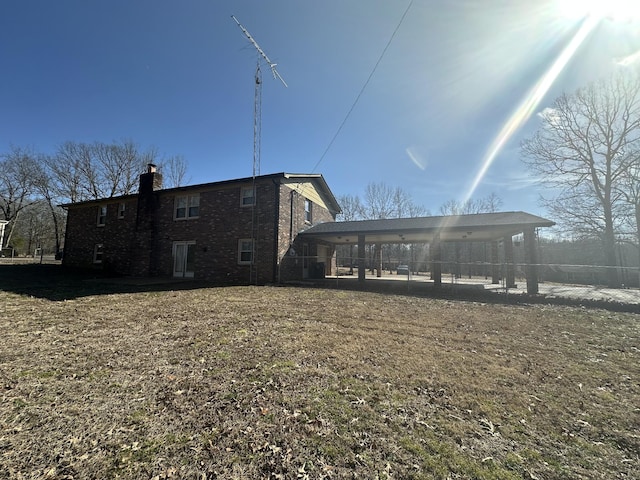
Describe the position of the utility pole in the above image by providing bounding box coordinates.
[232,15,287,284]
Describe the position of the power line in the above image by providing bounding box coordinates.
[311,0,414,174]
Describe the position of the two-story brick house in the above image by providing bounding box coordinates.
[61,166,341,284]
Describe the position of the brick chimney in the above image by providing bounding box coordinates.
[139,163,163,194]
[131,164,162,277]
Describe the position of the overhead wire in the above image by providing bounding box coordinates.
[310,0,414,174]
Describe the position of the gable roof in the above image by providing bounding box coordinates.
[61,172,341,214]
[278,173,341,215]
[299,211,555,244]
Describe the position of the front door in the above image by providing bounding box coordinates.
[173,241,196,278]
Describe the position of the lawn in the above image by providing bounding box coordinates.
[1,266,638,479]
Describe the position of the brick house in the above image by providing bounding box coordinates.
[61,166,341,284]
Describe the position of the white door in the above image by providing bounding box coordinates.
[173,241,196,278]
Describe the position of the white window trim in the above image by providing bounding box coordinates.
[304,199,312,224]
[172,241,196,278]
[97,205,107,227]
[240,186,255,207]
[93,244,104,264]
[237,238,254,265]
[118,202,126,219]
[174,194,200,220]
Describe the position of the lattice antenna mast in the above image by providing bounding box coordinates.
[232,15,287,178]
[232,15,288,89]
[232,15,287,285]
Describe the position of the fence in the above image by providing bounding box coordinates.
[328,255,640,307]
[0,250,60,265]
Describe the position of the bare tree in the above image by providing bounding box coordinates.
[362,182,396,220]
[439,193,503,278]
[33,156,66,254]
[618,153,640,281]
[439,199,463,216]
[11,200,58,257]
[50,140,158,201]
[356,182,428,275]
[159,155,191,189]
[92,140,153,197]
[0,146,38,249]
[49,141,87,203]
[439,193,503,216]
[93,140,151,196]
[478,192,503,213]
[339,184,427,221]
[522,71,640,287]
[336,194,364,272]
[1,141,187,256]
[336,194,363,222]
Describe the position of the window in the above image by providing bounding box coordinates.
[175,194,199,219]
[241,186,255,207]
[93,244,104,264]
[118,202,126,219]
[304,199,312,224]
[97,205,107,226]
[188,195,200,217]
[238,239,254,265]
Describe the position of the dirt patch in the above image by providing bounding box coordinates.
[1,277,638,478]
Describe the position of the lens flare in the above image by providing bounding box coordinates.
[557,0,640,22]
[406,146,427,171]
[461,15,600,206]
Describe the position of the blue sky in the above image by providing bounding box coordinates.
[1,1,639,217]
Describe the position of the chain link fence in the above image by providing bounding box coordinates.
[0,251,61,265]
[327,254,640,307]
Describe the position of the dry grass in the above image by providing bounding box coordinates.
[1,268,639,479]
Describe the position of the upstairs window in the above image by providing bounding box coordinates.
[97,205,107,226]
[238,239,254,265]
[241,186,255,207]
[118,202,126,219]
[304,199,312,224]
[175,194,199,220]
[188,195,200,217]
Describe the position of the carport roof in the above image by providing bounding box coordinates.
[299,211,555,244]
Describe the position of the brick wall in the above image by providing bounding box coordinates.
[149,181,278,283]
[63,198,138,273]
[277,185,336,282]
[63,175,337,284]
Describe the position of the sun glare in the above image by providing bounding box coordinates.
[456,0,638,212]
[558,0,640,22]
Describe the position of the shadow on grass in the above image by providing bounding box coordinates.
[309,277,640,314]
[0,264,216,301]
[2,264,638,313]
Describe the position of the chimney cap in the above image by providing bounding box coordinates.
[147,163,157,173]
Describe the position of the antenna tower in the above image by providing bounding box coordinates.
[232,15,287,284]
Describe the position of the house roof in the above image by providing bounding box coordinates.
[299,211,555,244]
[60,172,341,214]
[278,173,341,214]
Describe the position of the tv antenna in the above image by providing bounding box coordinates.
[232,15,287,284]
[232,15,287,179]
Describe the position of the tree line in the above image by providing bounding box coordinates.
[3,69,639,285]
[0,140,189,255]
[522,69,640,287]
[337,70,640,287]
[336,182,503,275]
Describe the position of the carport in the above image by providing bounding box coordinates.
[298,211,555,294]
